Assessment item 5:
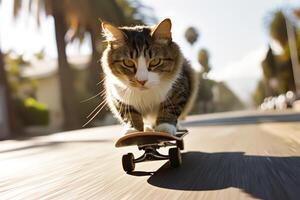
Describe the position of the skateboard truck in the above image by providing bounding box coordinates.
[122,137,184,172]
[116,130,188,173]
[134,147,169,163]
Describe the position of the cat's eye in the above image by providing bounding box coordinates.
[149,58,161,67]
[123,59,135,68]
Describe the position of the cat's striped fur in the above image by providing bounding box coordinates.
[101,19,198,135]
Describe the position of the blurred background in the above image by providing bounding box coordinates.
[0,0,300,139]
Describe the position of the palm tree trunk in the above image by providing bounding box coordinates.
[88,30,102,93]
[53,10,81,130]
[87,30,108,118]
[0,49,19,138]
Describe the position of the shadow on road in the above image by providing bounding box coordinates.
[147,151,300,200]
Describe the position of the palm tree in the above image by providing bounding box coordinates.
[52,1,81,130]
[0,0,18,138]
[261,47,278,96]
[268,10,300,96]
[185,27,199,46]
[197,48,213,113]
[14,0,81,130]
[64,0,144,92]
[60,0,149,124]
[0,49,9,137]
[269,11,289,48]
[62,0,127,93]
[49,0,142,121]
[294,9,300,18]
[14,0,148,128]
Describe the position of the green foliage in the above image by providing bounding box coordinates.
[253,80,267,106]
[4,52,49,127]
[261,47,276,79]
[116,0,137,23]
[276,58,295,93]
[254,8,300,105]
[268,11,297,48]
[16,97,49,126]
[34,49,45,60]
[4,53,37,95]
[116,0,152,24]
[269,11,288,47]
[256,47,296,103]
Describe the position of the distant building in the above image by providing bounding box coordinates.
[19,55,91,133]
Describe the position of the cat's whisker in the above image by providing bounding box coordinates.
[100,90,107,98]
[81,77,107,103]
[82,101,107,127]
[97,88,107,96]
[86,100,107,119]
[98,88,106,94]
[80,92,102,103]
[96,77,106,86]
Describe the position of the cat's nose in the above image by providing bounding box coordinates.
[137,80,147,86]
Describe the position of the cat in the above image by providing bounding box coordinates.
[101,18,198,135]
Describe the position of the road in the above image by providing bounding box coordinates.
[0,111,300,200]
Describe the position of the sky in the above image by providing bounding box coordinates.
[140,0,299,104]
[0,0,299,105]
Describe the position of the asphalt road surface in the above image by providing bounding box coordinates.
[0,111,300,200]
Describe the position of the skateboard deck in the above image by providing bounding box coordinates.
[115,130,188,147]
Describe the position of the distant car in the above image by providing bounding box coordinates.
[286,91,296,108]
[275,94,287,110]
[259,91,297,111]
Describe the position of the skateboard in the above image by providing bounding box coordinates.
[115,130,188,172]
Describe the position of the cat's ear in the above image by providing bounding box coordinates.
[151,18,172,42]
[102,22,125,42]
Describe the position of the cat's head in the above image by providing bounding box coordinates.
[101,19,183,90]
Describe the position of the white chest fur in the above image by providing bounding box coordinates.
[108,80,173,125]
[111,82,172,112]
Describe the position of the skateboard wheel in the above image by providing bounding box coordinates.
[176,140,184,150]
[122,153,135,172]
[169,148,182,168]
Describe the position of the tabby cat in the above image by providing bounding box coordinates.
[101,18,198,135]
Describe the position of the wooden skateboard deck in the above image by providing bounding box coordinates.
[115,130,188,147]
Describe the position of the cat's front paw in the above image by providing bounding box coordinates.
[155,123,176,135]
[144,124,154,132]
[123,127,138,135]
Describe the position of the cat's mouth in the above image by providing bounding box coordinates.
[132,85,148,90]
[129,81,149,90]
